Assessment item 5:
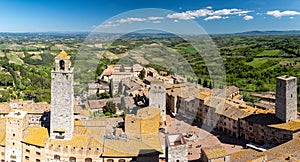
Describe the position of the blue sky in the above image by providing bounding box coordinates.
[0,0,300,34]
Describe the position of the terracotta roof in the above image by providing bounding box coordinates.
[202,145,227,160]
[49,126,105,148]
[265,139,300,161]
[57,50,69,58]
[230,149,265,162]
[22,126,49,147]
[226,86,239,97]
[132,64,144,72]
[250,92,276,100]
[136,107,161,119]
[198,91,211,100]
[253,100,275,110]
[103,134,163,157]
[220,103,250,120]
[268,119,300,131]
[0,103,10,114]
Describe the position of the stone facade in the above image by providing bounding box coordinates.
[275,75,297,122]
[166,134,188,162]
[166,75,300,146]
[5,110,29,162]
[149,80,166,123]
[23,143,45,162]
[50,52,74,140]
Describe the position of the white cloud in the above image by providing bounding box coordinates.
[243,15,254,20]
[147,17,164,20]
[290,17,294,19]
[167,8,252,20]
[173,20,179,23]
[167,9,212,20]
[101,21,120,28]
[152,21,161,24]
[204,15,229,21]
[167,12,196,20]
[115,17,147,23]
[266,10,300,18]
[212,8,251,16]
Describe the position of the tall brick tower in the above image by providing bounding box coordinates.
[50,51,74,140]
[5,110,29,162]
[275,75,298,122]
[149,80,166,124]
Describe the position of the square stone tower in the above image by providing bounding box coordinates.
[5,110,29,162]
[149,80,166,124]
[50,51,74,140]
[275,75,297,122]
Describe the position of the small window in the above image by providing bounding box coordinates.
[26,149,30,153]
[36,152,40,155]
[36,159,40,162]
[25,156,29,160]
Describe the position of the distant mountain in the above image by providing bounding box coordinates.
[230,30,300,36]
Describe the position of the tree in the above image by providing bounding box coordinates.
[109,79,114,97]
[203,79,208,88]
[104,101,116,114]
[138,68,146,80]
[120,96,126,110]
[197,78,202,85]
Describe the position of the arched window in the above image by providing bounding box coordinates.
[69,157,76,162]
[59,60,65,70]
[107,159,114,162]
[118,159,125,162]
[85,158,92,162]
[54,155,60,160]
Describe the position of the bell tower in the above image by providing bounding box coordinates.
[50,51,74,140]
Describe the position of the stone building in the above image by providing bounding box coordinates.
[22,126,49,162]
[149,80,166,124]
[125,107,161,136]
[275,75,297,122]
[5,110,29,162]
[50,51,74,140]
[166,134,188,162]
[166,75,300,146]
[0,52,164,162]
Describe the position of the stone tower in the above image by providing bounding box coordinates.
[275,75,297,122]
[5,110,29,162]
[50,51,74,140]
[149,80,166,124]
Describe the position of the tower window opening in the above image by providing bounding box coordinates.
[59,60,65,71]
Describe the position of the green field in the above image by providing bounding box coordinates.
[245,58,270,68]
[6,53,24,65]
[257,50,281,57]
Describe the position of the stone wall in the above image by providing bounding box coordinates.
[50,70,74,140]
[149,81,166,123]
[275,76,297,122]
[22,144,45,162]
